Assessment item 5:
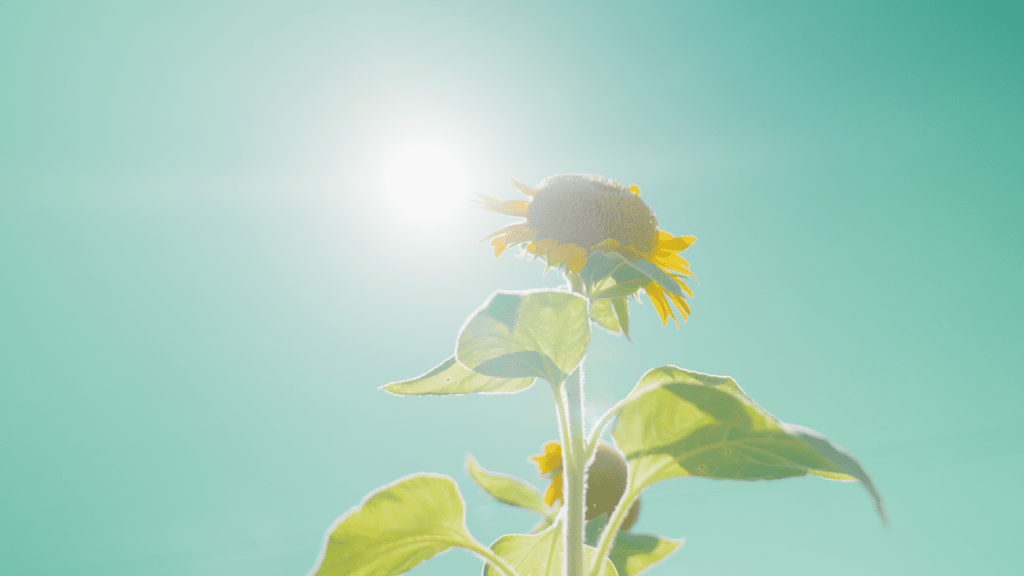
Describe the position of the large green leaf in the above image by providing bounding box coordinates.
[382,356,536,395]
[457,290,590,384]
[608,533,682,576]
[466,455,552,518]
[613,366,887,524]
[311,474,476,576]
[482,522,617,576]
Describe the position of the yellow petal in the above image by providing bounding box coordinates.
[493,242,507,257]
[657,232,696,253]
[672,275,695,298]
[652,253,693,276]
[548,243,572,267]
[667,291,691,320]
[475,194,530,216]
[509,176,537,197]
[628,184,641,196]
[565,244,589,274]
[544,473,564,507]
[479,223,523,243]
[591,238,621,252]
[530,442,562,474]
[535,238,559,250]
[644,282,676,327]
[505,227,538,244]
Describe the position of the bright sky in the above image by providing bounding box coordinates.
[380,136,471,225]
[1,2,1021,576]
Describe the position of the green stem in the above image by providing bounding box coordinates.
[465,539,523,576]
[587,484,639,576]
[584,397,630,456]
[563,366,587,576]
[551,380,572,471]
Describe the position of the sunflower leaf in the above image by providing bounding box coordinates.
[609,532,683,576]
[466,455,552,519]
[590,259,648,300]
[382,356,536,395]
[591,276,649,300]
[579,250,620,288]
[609,252,686,299]
[310,474,477,576]
[482,521,617,576]
[585,514,682,575]
[613,366,887,525]
[589,298,621,334]
[457,290,591,385]
[611,297,630,340]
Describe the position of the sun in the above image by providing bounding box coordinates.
[380,136,470,224]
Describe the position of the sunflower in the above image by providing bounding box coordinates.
[529,441,640,531]
[478,174,696,326]
[530,441,564,507]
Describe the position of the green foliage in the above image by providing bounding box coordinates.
[466,455,552,519]
[608,252,685,298]
[589,297,631,338]
[589,298,620,334]
[457,290,590,384]
[581,251,649,300]
[585,514,680,575]
[609,533,682,576]
[482,522,617,576]
[613,366,887,524]
[310,474,478,576]
[382,356,536,395]
[610,297,630,340]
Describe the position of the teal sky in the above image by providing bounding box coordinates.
[2,1,1021,575]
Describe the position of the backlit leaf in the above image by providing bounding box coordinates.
[457,290,590,384]
[611,297,630,340]
[590,298,620,334]
[311,474,476,576]
[482,521,617,576]
[466,455,551,518]
[608,252,685,299]
[608,533,682,576]
[613,366,886,525]
[382,356,536,395]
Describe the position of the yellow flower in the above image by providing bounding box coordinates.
[479,174,696,326]
[530,442,563,507]
[529,441,640,531]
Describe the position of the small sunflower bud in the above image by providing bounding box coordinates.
[586,443,640,531]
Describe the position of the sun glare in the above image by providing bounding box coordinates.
[381,137,470,224]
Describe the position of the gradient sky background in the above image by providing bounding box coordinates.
[2,1,1022,575]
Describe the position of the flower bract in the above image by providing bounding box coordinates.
[479,174,696,326]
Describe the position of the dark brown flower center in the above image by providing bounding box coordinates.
[527,174,659,252]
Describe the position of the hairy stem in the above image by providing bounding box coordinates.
[585,396,629,457]
[465,539,523,576]
[587,484,639,576]
[563,366,587,576]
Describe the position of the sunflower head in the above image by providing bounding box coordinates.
[479,174,697,327]
[525,174,659,254]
